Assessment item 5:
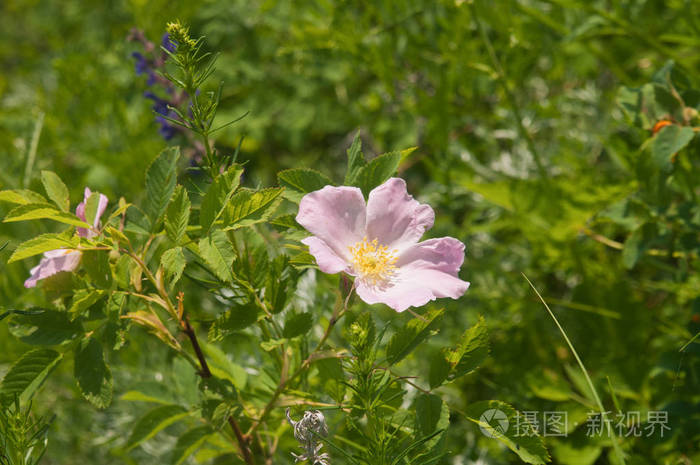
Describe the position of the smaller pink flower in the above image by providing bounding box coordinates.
[24,249,82,288]
[296,178,469,312]
[24,187,108,288]
[75,187,109,239]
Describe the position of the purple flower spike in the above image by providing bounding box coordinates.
[131,52,149,75]
[156,116,179,140]
[161,33,177,53]
[144,91,169,115]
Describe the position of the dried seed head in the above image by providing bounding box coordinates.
[286,408,331,465]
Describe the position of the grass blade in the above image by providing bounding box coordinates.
[523,273,626,465]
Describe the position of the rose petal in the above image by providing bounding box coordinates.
[355,268,469,312]
[355,237,469,312]
[296,186,366,261]
[93,193,109,228]
[76,188,108,238]
[397,237,465,273]
[365,178,434,252]
[24,249,82,288]
[301,236,350,274]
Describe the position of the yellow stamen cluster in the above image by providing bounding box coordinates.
[349,237,398,287]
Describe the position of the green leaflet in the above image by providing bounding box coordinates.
[144,147,180,227]
[386,308,444,365]
[7,233,78,263]
[170,426,213,465]
[0,189,48,205]
[344,131,365,185]
[222,187,283,230]
[278,168,334,203]
[208,303,261,341]
[414,394,449,452]
[165,185,191,244]
[8,309,82,346]
[125,404,190,450]
[3,203,90,228]
[198,230,235,282]
[40,170,70,211]
[651,124,695,170]
[200,164,243,232]
[74,338,113,409]
[0,348,62,405]
[282,312,313,338]
[429,315,489,388]
[355,147,415,196]
[161,246,186,285]
[466,400,550,464]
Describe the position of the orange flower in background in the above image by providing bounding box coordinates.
[652,120,673,134]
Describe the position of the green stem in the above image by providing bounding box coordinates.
[248,286,353,436]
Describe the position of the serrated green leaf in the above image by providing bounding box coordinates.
[3,203,91,228]
[278,168,333,203]
[145,147,180,227]
[69,289,106,317]
[170,426,213,465]
[344,131,365,185]
[466,400,550,464]
[126,404,189,450]
[314,357,346,404]
[200,165,243,232]
[82,250,112,288]
[269,213,302,231]
[40,170,70,211]
[161,247,186,285]
[283,312,313,338]
[222,187,283,230]
[165,185,191,244]
[8,233,79,263]
[651,124,694,170]
[264,254,298,313]
[0,348,62,405]
[414,393,449,451]
[386,308,444,365]
[120,390,175,405]
[0,189,47,205]
[74,338,113,409]
[622,222,656,269]
[429,316,489,387]
[354,150,405,196]
[198,230,235,282]
[208,303,261,341]
[203,343,248,390]
[451,316,490,378]
[9,309,82,346]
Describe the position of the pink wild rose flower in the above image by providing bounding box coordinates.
[296,177,469,312]
[24,187,108,288]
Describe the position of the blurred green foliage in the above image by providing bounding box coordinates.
[1,0,699,464]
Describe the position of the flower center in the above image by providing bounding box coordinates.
[349,237,398,286]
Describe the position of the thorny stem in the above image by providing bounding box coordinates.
[125,250,256,465]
